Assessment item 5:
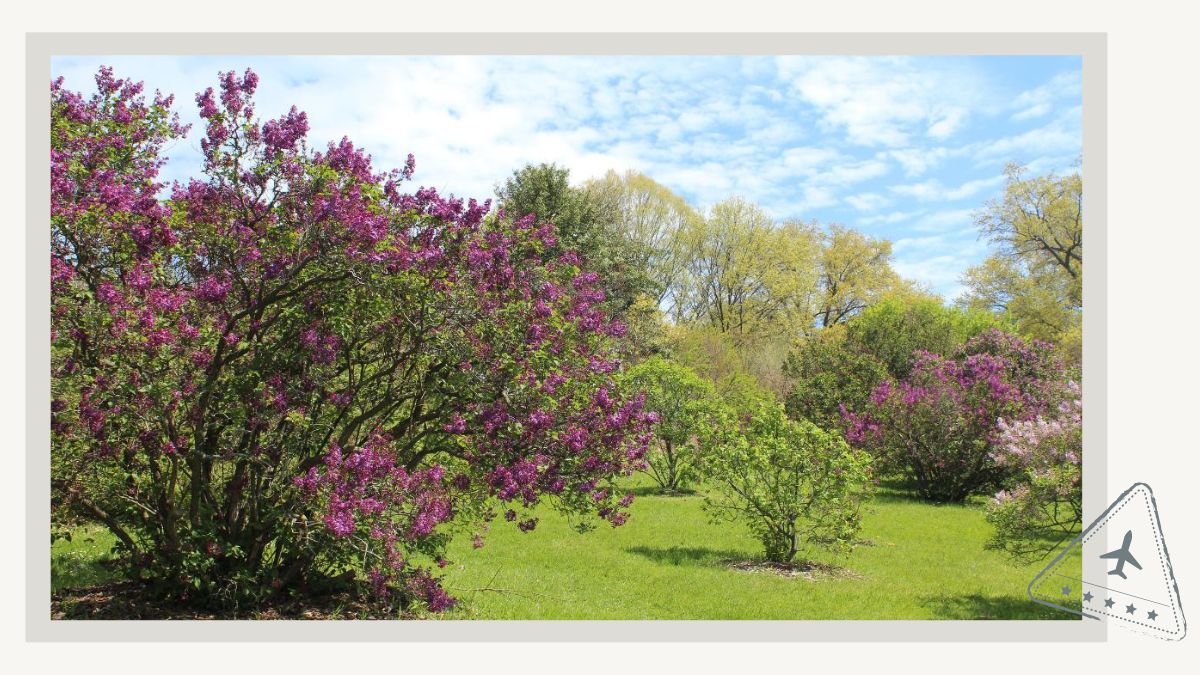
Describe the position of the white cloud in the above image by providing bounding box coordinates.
[845,192,890,212]
[858,210,915,227]
[888,147,950,177]
[971,106,1082,165]
[890,175,1003,203]
[911,208,978,233]
[775,56,988,147]
[1010,71,1082,122]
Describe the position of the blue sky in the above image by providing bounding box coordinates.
[51,55,1082,300]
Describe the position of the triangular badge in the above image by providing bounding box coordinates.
[1030,482,1186,640]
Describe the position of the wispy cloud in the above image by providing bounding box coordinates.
[890,175,1005,203]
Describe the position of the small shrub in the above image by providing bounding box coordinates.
[620,358,720,493]
[699,402,873,564]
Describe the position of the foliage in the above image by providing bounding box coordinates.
[675,197,819,339]
[497,163,655,316]
[783,325,889,431]
[583,169,700,318]
[810,224,904,328]
[620,358,720,493]
[986,381,1082,562]
[960,163,1082,364]
[975,162,1082,304]
[699,401,873,563]
[845,294,1001,380]
[50,68,654,610]
[842,329,1065,503]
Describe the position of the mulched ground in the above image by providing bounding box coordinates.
[51,582,412,620]
[726,559,863,581]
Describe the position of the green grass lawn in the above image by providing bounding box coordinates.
[51,476,1079,619]
[433,478,1078,619]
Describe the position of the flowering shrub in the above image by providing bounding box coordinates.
[699,401,873,564]
[986,381,1082,561]
[50,68,654,610]
[619,357,718,492]
[842,329,1065,503]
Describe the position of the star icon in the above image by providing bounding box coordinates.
[1061,585,1071,596]
[1104,597,1115,608]
[1147,610,1158,621]
[1083,591,1094,603]
[1126,603,1137,615]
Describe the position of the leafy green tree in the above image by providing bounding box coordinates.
[699,401,873,564]
[960,163,1082,363]
[667,324,784,403]
[583,170,700,316]
[845,295,1001,380]
[621,358,720,493]
[783,325,889,431]
[497,163,654,314]
[976,162,1082,303]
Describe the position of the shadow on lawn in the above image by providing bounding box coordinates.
[921,593,1075,620]
[624,485,699,497]
[625,545,746,567]
[870,478,991,508]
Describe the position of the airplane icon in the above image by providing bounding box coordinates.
[1101,529,1143,579]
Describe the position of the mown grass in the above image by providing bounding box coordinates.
[52,476,1080,619]
[432,476,1078,619]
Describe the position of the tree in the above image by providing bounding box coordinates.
[583,169,699,318]
[782,325,889,432]
[961,163,1082,363]
[842,329,1065,502]
[699,401,873,564]
[50,68,655,611]
[676,197,819,339]
[960,253,1081,364]
[620,358,719,493]
[810,224,903,328]
[497,163,654,315]
[986,381,1082,562]
[845,294,1000,380]
[976,162,1082,304]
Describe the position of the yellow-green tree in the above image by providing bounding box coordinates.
[677,197,820,339]
[809,223,904,328]
[960,163,1082,362]
[584,170,700,317]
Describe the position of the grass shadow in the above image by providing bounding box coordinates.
[921,593,1077,620]
[870,477,991,508]
[625,545,746,568]
[625,485,699,498]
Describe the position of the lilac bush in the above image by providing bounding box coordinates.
[50,67,654,611]
[986,381,1082,560]
[842,329,1066,502]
